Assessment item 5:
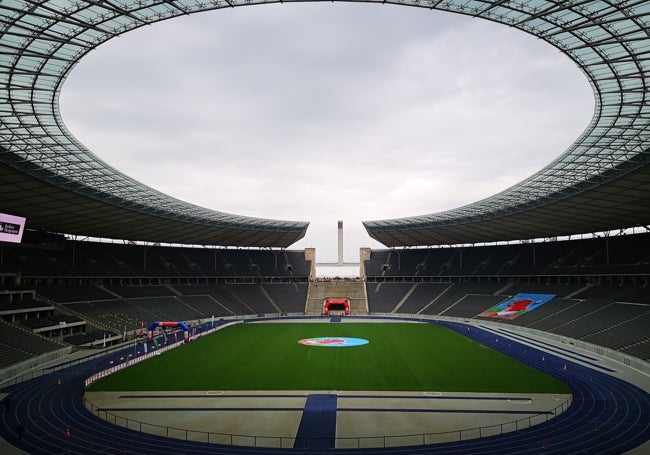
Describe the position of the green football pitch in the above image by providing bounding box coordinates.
[89,322,569,393]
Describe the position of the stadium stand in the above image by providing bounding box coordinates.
[439,294,505,318]
[363,233,650,279]
[36,285,115,302]
[0,239,312,281]
[261,282,309,314]
[497,298,577,327]
[393,282,451,314]
[0,319,68,368]
[366,282,414,313]
[105,285,176,298]
[3,232,650,371]
[6,236,650,453]
[0,299,51,320]
[361,234,650,361]
[126,296,204,321]
[501,282,584,298]
[1,0,649,452]
[573,284,650,302]
[1,233,648,366]
[217,284,279,315]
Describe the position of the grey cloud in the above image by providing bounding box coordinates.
[60,3,593,263]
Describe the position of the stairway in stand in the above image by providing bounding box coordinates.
[305,280,368,315]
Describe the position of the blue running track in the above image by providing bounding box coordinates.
[0,320,648,454]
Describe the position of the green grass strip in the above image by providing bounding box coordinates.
[89,322,569,393]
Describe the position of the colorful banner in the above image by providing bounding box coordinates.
[479,293,555,320]
[298,337,369,347]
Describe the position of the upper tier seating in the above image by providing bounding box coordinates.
[1,239,312,279]
[364,233,650,278]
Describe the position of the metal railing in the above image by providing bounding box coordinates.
[84,395,572,449]
[1,319,242,387]
[1,342,132,387]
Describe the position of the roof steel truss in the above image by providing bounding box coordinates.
[0,0,648,247]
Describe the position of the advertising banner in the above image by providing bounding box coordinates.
[0,212,26,243]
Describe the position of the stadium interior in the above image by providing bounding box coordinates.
[1,0,649,453]
[1,230,649,374]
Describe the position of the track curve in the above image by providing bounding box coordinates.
[1,321,648,454]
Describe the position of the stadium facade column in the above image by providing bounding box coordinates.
[304,248,316,281]
[359,247,371,280]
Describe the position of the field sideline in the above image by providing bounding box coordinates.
[89,322,569,393]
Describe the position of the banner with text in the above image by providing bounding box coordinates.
[0,212,26,244]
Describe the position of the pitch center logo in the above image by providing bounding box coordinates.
[298,337,369,347]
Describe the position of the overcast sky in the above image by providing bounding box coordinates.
[60,3,594,263]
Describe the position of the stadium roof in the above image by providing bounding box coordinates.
[0,0,312,248]
[364,0,650,246]
[0,154,307,247]
[0,1,648,248]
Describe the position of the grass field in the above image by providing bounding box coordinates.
[89,322,569,393]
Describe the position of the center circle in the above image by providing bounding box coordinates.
[298,337,369,347]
